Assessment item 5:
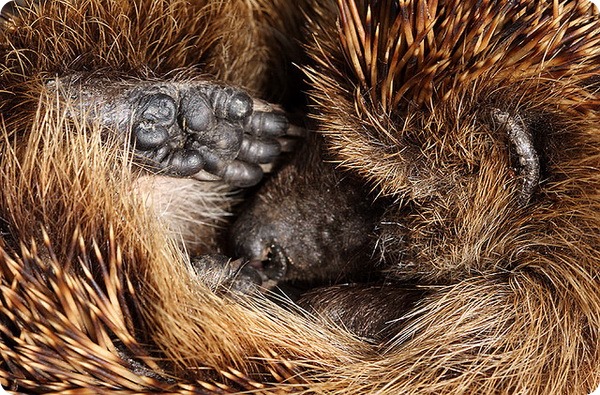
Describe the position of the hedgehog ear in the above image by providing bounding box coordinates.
[491,109,540,205]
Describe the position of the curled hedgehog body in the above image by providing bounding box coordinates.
[1,0,600,394]
[234,0,600,392]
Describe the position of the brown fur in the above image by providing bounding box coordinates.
[308,0,600,392]
[235,0,600,393]
[0,0,341,392]
[0,0,599,394]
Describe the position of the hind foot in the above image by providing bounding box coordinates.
[129,83,289,187]
[50,76,289,187]
[191,254,263,294]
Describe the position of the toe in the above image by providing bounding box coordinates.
[163,149,205,177]
[209,87,253,121]
[138,93,177,126]
[221,160,263,187]
[180,91,215,132]
[245,112,289,138]
[238,137,281,164]
[132,123,170,150]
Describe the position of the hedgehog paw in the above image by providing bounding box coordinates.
[130,84,289,187]
[492,109,540,205]
[191,254,263,294]
[51,77,289,187]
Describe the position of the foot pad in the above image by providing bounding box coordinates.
[52,77,290,187]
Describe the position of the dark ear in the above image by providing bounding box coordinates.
[491,109,540,205]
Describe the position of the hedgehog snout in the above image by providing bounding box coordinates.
[229,220,291,288]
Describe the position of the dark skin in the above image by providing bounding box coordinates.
[227,136,426,340]
[229,135,382,289]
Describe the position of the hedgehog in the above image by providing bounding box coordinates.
[0,0,325,392]
[232,0,600,393]
[1,1,600,395]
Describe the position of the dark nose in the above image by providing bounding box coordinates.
[229,220,289,287]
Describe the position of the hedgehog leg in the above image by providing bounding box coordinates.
[51,77,289,187]
[190,254,263,294]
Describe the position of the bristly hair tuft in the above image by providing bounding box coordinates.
[334,0,600,112]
